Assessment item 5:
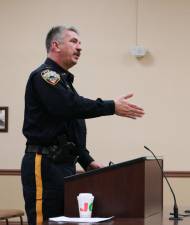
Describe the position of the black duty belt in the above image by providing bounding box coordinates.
[25,145,79,164]
[25,145,57,155]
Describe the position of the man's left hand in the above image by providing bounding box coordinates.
[86,161,105,171]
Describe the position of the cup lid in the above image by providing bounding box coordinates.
[78,193,94,197]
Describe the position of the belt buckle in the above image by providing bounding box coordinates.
[41,145,57,155]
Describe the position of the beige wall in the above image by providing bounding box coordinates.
[0,0,190,221]
[164,178,190,209]
[0,0,190,170]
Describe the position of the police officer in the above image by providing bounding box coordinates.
[21,26,144,225]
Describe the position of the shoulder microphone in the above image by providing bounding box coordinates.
[144,146,183,220]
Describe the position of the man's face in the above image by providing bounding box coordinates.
[58,30,82,69]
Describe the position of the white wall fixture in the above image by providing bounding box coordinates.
[130,0,148,58]
[130,46,147,58]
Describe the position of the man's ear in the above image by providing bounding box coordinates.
[51,41,61,52]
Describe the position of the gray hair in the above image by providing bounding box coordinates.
[45,26,79,53]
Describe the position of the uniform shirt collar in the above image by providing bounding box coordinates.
[44,58,74,83]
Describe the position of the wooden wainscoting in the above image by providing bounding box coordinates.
[0,169,190,177]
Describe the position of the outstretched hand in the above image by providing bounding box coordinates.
[114,94,144,119]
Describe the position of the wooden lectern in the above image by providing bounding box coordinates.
[64,157,163,218]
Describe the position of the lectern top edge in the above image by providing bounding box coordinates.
[64,156,148,181]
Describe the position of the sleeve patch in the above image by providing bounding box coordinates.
[41,69,61,85]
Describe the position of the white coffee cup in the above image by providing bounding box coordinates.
[77,193,94,218]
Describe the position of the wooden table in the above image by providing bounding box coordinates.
[44,209,190,225]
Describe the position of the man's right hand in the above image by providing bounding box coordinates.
[114,94,145,119]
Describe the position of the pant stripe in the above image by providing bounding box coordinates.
[35,153,43,224]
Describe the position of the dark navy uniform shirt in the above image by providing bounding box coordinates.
[23,58,115,169]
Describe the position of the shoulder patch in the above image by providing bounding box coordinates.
[41,69,61,85]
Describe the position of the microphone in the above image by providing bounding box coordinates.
[144,146,183,220]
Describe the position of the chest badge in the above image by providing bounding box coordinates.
[41,69,61,85]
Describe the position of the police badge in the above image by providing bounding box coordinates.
[41,69,61,85]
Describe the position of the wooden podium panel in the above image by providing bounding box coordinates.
[64,157,163,218]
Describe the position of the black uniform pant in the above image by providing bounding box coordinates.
[21,152,76,225]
